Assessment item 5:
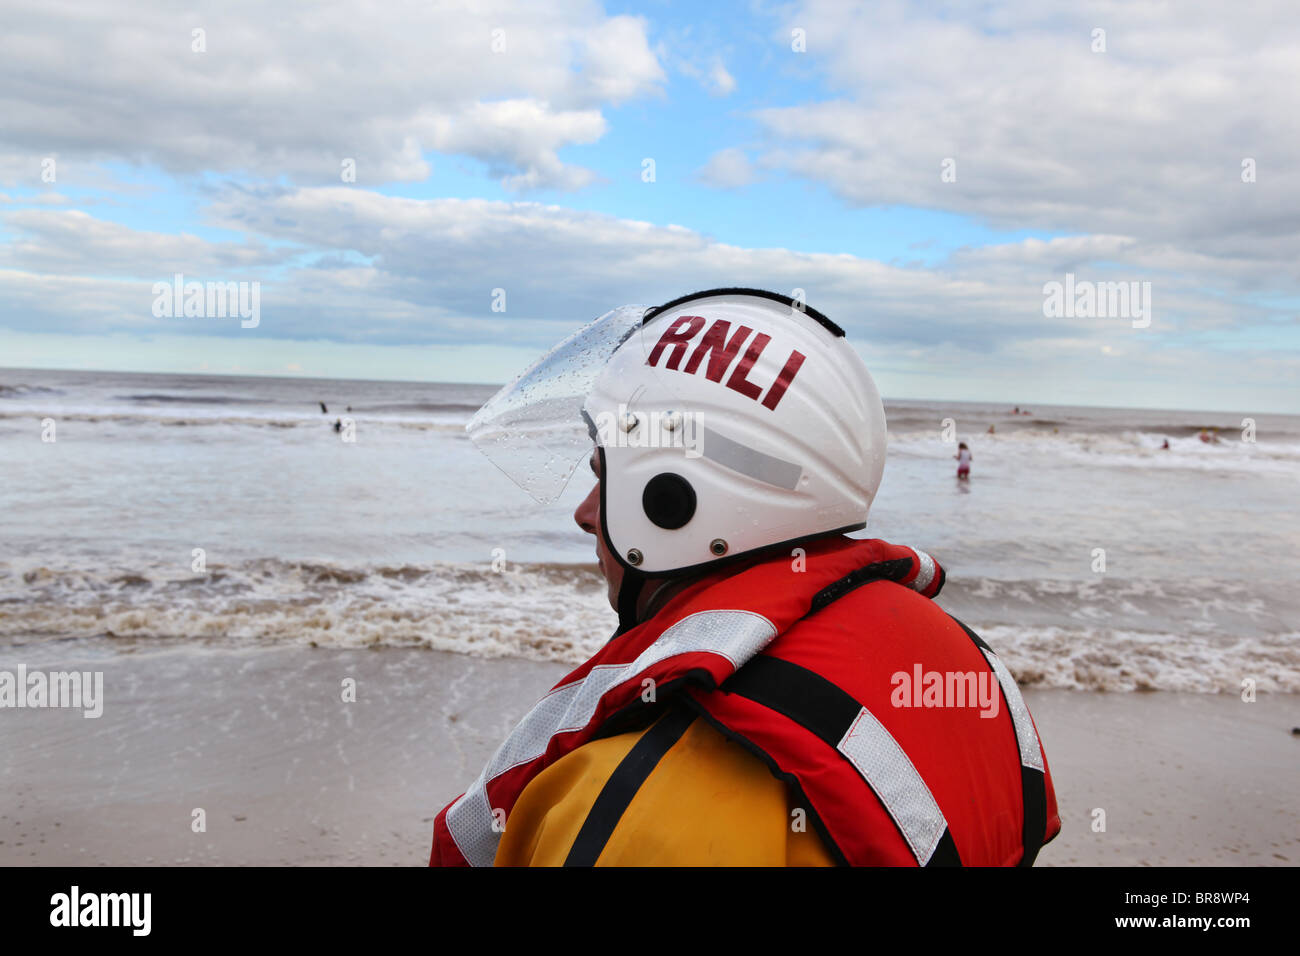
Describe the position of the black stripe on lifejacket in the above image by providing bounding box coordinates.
[930,829,961,868]
[564,706,697,867]
[805,558,916,617]
[947,614,1048,867]
[723,655,962,867]
[594,668,719,742]
[1019,767,1048,868]
[725,655,861,742]
[676,696,851,867]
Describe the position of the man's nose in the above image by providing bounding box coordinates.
[574,482,599,534]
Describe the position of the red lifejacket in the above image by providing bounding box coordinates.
[429,535,1059,866]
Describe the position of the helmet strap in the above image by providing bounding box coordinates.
[614,571,647,636]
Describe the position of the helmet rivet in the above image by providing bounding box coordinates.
[709,538,728,556]
[627,548,643,566]
[620,412,639,433]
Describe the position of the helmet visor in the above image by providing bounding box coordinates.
[465,304,647,503]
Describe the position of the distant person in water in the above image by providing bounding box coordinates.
[319,401,328,414]
[333,418,342,433]
[987,424,995,434]
[956,441,972,480]
[1161,438,1170,450]
[1013,406,1020,415]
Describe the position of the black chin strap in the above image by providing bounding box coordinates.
[614,572,647,637]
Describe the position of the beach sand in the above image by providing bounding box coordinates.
[3,645,1297,866]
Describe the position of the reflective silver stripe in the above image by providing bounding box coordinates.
[445,609,778,865]
[980,647,1044,772]
[445,780,499,867]
[445,679,587,866]
[700,427,802,490]
[911,549,936,592]
[837,706,949,865]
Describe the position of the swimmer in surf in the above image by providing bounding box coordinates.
[956,441,971,480]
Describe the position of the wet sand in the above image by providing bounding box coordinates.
[2,645,1297,866]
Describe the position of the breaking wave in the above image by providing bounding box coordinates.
[2,559,1295,693]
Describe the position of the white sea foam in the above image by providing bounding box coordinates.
[976,624,1300,694]
[1,560,616,664]
[3,559,1296,693]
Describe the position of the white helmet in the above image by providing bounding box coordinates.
[467,288,887,627]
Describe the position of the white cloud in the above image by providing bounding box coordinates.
[577,15,669,104]
[0,0,665,191]
[755,0,1300,271]
[708,61,736,96]
[0,188,1275,345]
[0,209,286,275]
[696,148,757,188]
[657,25,735,97]
[1,190,1292,407]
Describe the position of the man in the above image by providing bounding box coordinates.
[431,288,1060,866]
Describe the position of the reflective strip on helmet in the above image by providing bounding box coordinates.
[979,647,1044,772]
[446,609,779,865]
[700,426,802,490]
[837,706,950,866]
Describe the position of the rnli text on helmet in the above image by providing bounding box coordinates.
[646,315,806,411]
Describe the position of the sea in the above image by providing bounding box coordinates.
[2,367,1297,693]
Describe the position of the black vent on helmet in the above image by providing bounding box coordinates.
[642,473,697,530]
[641,287,845,338]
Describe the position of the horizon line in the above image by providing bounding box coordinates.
[1,364,1290,419]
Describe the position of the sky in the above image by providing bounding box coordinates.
[0,0,1297,413]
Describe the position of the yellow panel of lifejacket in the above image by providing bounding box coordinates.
[494,712,836,867]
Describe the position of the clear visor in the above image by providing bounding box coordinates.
[465,304,647,503]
